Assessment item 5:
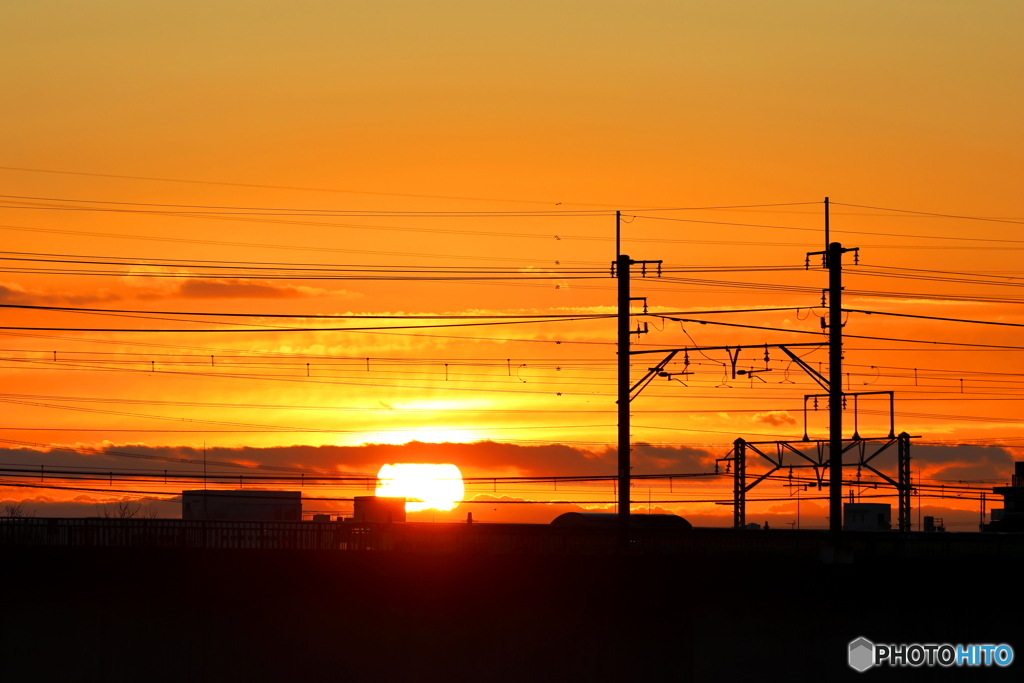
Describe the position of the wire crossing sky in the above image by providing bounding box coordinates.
[0,0,1021,528]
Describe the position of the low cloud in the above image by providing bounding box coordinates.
[911,444,1015,481]
[754,411,797,427]
[0,441,715,481]
[631,443,715,471]
[172,279,347,301]
[0,441,1019,526]
[0,282,120,306]
[0,277,357,306]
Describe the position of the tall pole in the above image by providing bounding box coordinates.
[733,438,746,528]
[616,210,621,258]
[824,197,830,250]
[617,253,631,548]
[828,242,844,535]
[898,431,911,532]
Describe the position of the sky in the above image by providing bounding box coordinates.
[0,1,1022,529]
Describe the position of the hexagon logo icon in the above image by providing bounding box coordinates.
[849,637,875,672]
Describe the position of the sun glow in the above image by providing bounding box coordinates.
[375,463,464,512]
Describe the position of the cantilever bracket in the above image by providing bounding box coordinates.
[628,350,678,402]
[779,345,830,391]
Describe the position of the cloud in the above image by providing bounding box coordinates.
[630,443,715,471]
[753,411,797,427]
[0,277,356,306]
[0,282,121,306]
[173,279,347,300]
[2,441,1016,484]
[125,272,354,301]
[0,441,1017,526]
[0,441,715,481]
[911,444,1015,481]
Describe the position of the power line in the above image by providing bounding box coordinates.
[0,193,610,216]
[662,316,1024,352]
[633,209,1024,242]
[0,315,611,334]
[848,308,1024,329]
[0,303,801,320]
[832,201,1024,227]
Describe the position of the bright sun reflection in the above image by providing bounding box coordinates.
[375,463,464,512]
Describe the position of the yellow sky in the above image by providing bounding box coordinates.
[0,1,1021,526]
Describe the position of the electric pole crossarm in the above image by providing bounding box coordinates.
[665,316,828,339]
[805,390,896,441]
[841,441,865,455]
[778,345,830,391]
[745,442,781,468]
[629,342,823,356]
[860,462,900,490]
[780,442,821,467]
[743,467,781,493]
[628,351,678,400]
[861,438,897,465]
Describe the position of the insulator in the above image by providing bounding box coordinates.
[813,397,818,410]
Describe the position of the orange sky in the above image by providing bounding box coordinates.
[0,1,1022,528]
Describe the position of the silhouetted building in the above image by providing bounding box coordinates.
[351,496,406,523]
[923,515,946,532]
[550,512,691,529]
[844,503,891,531]
[182,490,301,521]
[984,461,1024,532]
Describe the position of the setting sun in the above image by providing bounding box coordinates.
[375,464,465,512]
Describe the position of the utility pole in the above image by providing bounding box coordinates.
[614,245,662,549]
[828,242,843,535]
[824,196,829,249]
[617,252,631,548]
[826,241,858,536]
[616,210,621,257]
[808,228,858,536]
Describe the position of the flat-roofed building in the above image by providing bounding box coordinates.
[844,503,891,531]
[984,461,1024,532]
[182,490,301,521]
[352,496,406,523]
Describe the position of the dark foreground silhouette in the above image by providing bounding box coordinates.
[0,544,1019,682]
